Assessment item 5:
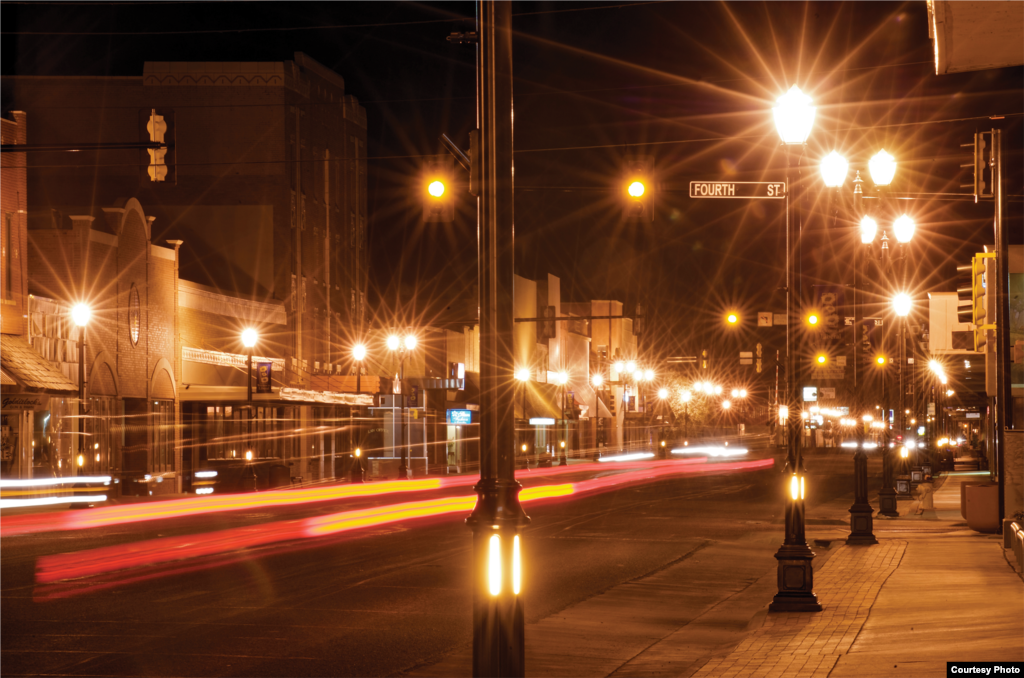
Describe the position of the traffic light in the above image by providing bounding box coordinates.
[956,263,974,325]
[623,157,654,222]
[969,252,996,350]
[726,312,739,326]
[422,156,454,222]
[960,131,993,201]
[814,353,828,366]
[144,108,174,183]
[875,354,887,367]
[805,311,821,328]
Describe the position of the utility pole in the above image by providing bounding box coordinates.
[991,129,1011,523]
[465,3,529,676]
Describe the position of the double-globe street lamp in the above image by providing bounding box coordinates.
[819,139,918,537]
[241,327,259,491]
[387,333,417,479]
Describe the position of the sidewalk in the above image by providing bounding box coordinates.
[409,473,1023,677]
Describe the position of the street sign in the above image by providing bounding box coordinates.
[689,181,786,199]
[758,312,772,327]
[447,409,472,425]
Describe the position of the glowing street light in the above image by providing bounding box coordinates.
[241,327,259,491]
[680,389,692,402]
[722,400,731,410]
[868,149,897,186]
[71,303,92,476]
[892,215,915,243]
[820,151,849,188]
[591,373,603,387]
[657,388,668,400]
[386,335,401,351]
[643,369,655,382]
[892,293,912,317]
[772,86,816,145]
[387,331,419,478]
[71,303,91,327]
[625,360,636,374]
[860,215,878,244]
[726,312,739,325]
[613,361,625,374]
[352,343,367,361]
[515,368,531,383]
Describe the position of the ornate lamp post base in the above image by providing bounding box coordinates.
[467,477,529,678]
[878,488,899,517]
[769,544,822,612]
[847,503,878,545]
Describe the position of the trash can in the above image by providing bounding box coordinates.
[965,483,999,533]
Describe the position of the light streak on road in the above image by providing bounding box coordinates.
[33,458,772,589]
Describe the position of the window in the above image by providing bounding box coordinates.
[151,400,174,472]
[128,285,141,345]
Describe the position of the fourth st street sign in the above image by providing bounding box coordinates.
[690,181,786,199]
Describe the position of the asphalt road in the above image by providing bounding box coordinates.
[1,451,881,677]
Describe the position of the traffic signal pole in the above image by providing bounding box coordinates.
[991,129,1011,523]
[466,3,530,676]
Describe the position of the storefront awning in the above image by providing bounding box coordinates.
[0,335,77,394]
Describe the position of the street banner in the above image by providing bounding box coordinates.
[256,362,273,394]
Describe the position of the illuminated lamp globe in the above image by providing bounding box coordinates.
[428,180,445,197]
[404,335,417,351]
[352,344,367,361]
[557,371,568,386]
[876,355,887,366]
[515,368,531,382]
[731,389,739,398]
[386,335,401,351]
[71,303,91,327]
[820,151,848,188]
[625,361,636,373]
[868,150,897,186]
[628,181,645,198]
[772,86,816,145]
[892,293,912,317]
[727,313,738,324]
[722,400,732,410]
[893,215,915,243]
[739,389,747,398]
[658,388,668,399]
[644,369,655,381]
[680,390,692,402]
[613,361,625,373]
[860,215,878,244]
[714,385,722,395]
[241,327,258,348]
[591,374,603,387]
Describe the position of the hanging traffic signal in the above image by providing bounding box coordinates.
[970,252,996,350]
[805,311,821,328]
[422,156,454,222]
[875,355,887,367]
[814,353,828,366]
[623,157,654,222]
[726,312,739,325]
[960,131,993,201]
[956,262,974,325]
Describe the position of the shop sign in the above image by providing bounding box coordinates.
[256,362,273,394]
[1,393,48,411]
[447,409,472,425]
[529,418,555,426]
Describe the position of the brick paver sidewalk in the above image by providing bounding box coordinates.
[694,540,907,678]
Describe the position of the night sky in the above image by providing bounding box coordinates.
[3,1,1021,361]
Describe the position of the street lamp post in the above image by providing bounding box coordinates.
[464,5,529,674]
[556,371,568,464]
[680,389,692,440]
[769,86,821,613]
[71,304,90,477]
[592,373,603,453]
[352,343,367,481]
[387,333,416,480]
[241,328,258,492]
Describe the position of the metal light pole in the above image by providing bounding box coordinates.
[769,86,821,612]
[71,304,90,477]
[352,343,366,481]
[242,328,258,492]
[592,374,603,453]
[388,334,416,480]
[465,3,529,675]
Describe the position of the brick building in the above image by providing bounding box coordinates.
[3,53,369,388]
[25,198,178,493]
[2,111,82,483]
